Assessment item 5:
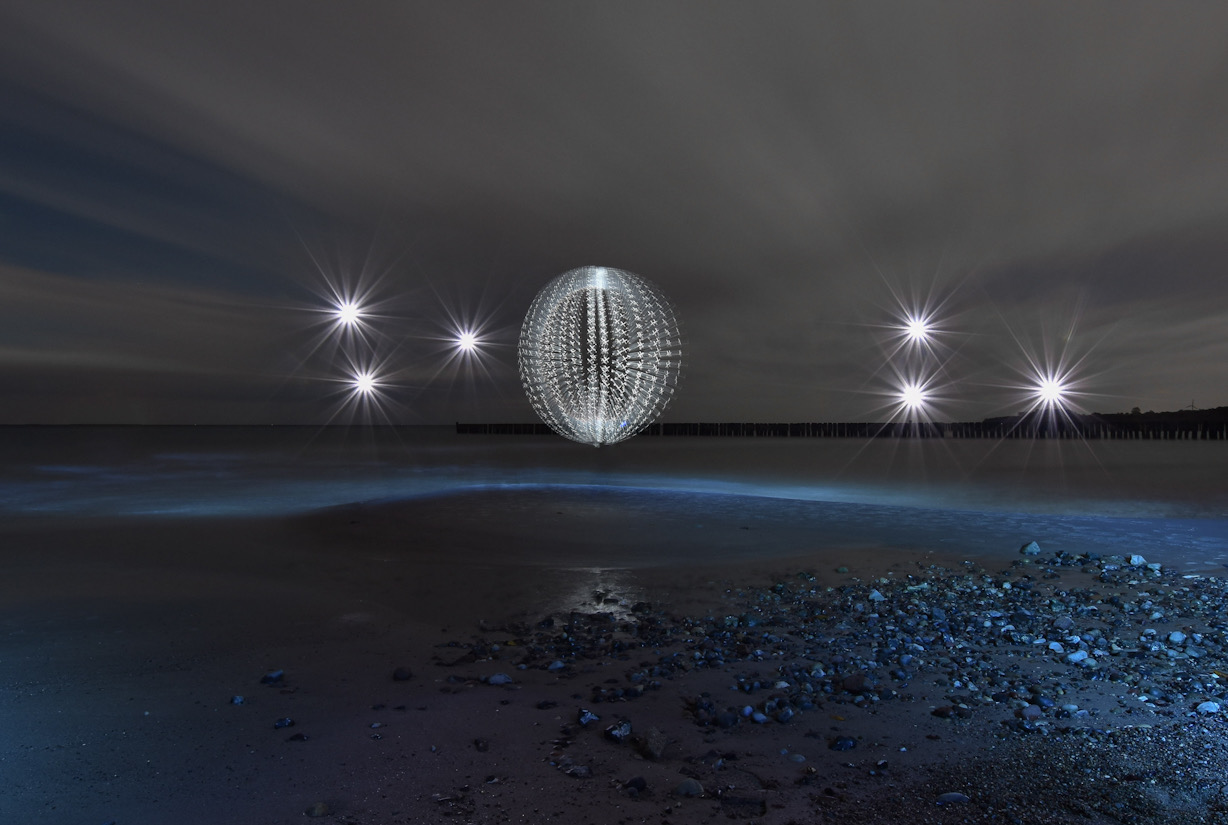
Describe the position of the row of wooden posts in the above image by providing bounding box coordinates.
[456,421,1228,440]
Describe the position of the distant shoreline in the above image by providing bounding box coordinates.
[2,405,1225,439]
[458,407,1228,440]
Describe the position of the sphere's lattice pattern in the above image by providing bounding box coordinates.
[519,266,683,447]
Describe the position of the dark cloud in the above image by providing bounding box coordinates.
[0,2,1225,423]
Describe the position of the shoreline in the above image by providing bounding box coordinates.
[2,489,1227,823]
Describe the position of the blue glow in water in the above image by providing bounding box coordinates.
[0,426,1225,566]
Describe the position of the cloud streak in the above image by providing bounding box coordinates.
[0,2,1224,422]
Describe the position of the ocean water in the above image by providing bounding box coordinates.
[1,426,1225,567]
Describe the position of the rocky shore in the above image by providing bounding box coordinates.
[386,544,1228,824]
[4,498,1227,824]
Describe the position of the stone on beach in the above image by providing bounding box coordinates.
[841,671,869,693]
[603,720,632,744]
[936,792,971,805]
[631,726,667,760]
[623,776,648,794]
[674,778,704,797]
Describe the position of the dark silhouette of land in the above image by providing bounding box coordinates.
[458,406,1228,440]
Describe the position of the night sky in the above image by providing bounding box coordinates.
[1,2,1225,425]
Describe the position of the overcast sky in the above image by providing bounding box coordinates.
[0,1,1225,424]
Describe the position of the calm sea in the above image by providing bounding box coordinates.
[1,426,1224,567]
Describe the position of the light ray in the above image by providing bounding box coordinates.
[314,347,408,426]
[288,220,417,355]
[861,360,955,427]
[982,306,1117,441]
[867,266,970,364]
[403,273,526,411]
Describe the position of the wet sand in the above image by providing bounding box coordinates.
[2,488,1227,824]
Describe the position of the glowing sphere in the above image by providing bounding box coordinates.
[519,266,682,447]
[352,371,375,394]
[457,331,478,351]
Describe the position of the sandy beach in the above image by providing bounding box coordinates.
[2,485,1227,824]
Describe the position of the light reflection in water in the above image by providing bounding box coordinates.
[551,568,645,621]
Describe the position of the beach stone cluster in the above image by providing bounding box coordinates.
[445,544,1228,741]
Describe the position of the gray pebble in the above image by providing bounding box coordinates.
[937,792,971,805]
[675,778,704,797]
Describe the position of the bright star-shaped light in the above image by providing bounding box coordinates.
[323,354,402,424]
[904,315,932,344]
[335,301,362,326]
[456,331,478,352]
[900,382,927,409]
[1034,376,1068,408]
[874,369,946,424]
[874,301,952,363]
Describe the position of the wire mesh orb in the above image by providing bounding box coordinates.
[519,266,683,447]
